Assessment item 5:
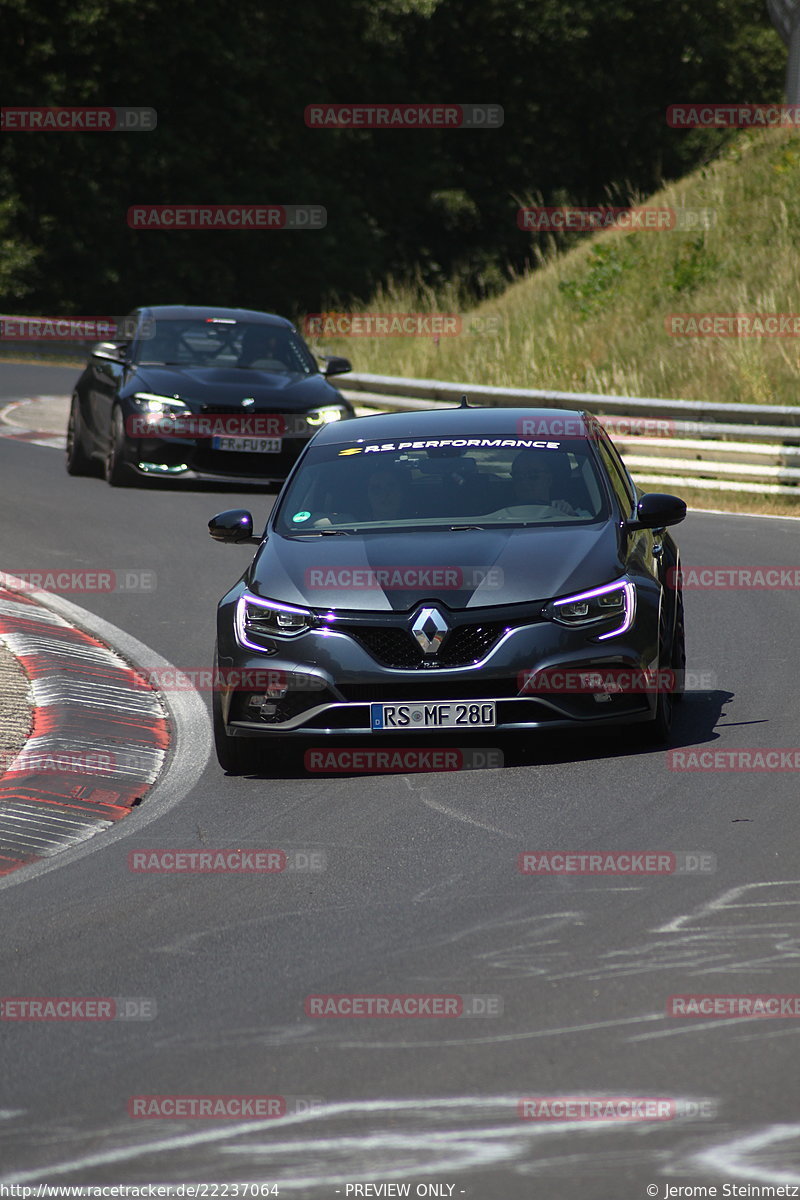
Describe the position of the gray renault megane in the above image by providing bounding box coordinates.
[208,404,687,773]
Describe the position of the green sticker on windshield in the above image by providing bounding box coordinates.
[292,511,311,523]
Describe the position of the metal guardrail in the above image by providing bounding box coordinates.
[2,345,797,495]
[341,373,800,496]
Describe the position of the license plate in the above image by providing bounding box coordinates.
[371,701,496,730]
[212,436,282,453]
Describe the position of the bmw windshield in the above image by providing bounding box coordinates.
[134,317,318,374]
[274,435,610,532]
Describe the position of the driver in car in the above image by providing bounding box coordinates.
[493,449,590,518]
[237,327,291,369]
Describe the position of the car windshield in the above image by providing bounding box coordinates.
[274,435,609,532]
[134,317,317,374]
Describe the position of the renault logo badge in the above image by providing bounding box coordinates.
[410,606,448,655]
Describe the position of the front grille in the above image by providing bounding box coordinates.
[192,446,305,477]
[349,621,509,669]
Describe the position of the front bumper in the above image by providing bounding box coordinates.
[215,606,661,738]
[130,436,310,485]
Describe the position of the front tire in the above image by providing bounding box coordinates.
[645,665,674,745]
[105,406,137,487]
[671,586,686,704]
[66,397,93,476]
[640,592,684,746]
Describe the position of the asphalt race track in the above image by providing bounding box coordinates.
[1,362,799,1197]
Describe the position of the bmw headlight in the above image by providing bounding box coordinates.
[306,405,346,427]
[131,393,189,417]
[235,592,316,650]
[546,579,636,640]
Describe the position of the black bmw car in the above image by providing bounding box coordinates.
[66,304,354,486]
[209,405,687,773]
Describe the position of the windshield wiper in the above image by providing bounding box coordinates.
[289,528,351,536]
[449,524,485,531]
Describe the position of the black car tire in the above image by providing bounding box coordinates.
[646,664,673,745]
[66,397,93,476]
[212,684,263,775]
[105,406,137,487]
[671,586,686,704]
[640,592,684,746]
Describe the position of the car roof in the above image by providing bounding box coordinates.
[137,305,293,328]
[311,405,594,444]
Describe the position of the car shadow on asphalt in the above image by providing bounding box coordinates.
[232,690,736,779]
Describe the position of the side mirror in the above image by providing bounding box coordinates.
[322,355,352,378]
[625,492,686,531]
[208,509,261,544]
[91,341,127,362]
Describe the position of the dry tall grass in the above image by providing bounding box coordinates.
[305,129,800,407]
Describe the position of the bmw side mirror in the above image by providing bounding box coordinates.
[322,355,352,378]
[208,510,261,544]
[626,493,686,531]
[91,341,127,362]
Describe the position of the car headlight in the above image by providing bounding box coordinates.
[235,592,317,650]
[547,579,636,640]
[306,405,346,426]
[131,393,189,417]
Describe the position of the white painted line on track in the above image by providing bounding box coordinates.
[693,1123,800,1186]
[0,1094,719,1188]
[0,578,211,893]
[689,506,800,521]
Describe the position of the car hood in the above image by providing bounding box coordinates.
[128,365,343,411]
[247,524,624,611]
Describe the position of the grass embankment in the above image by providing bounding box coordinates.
[310,128,800,404]
[305,128,800,515]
